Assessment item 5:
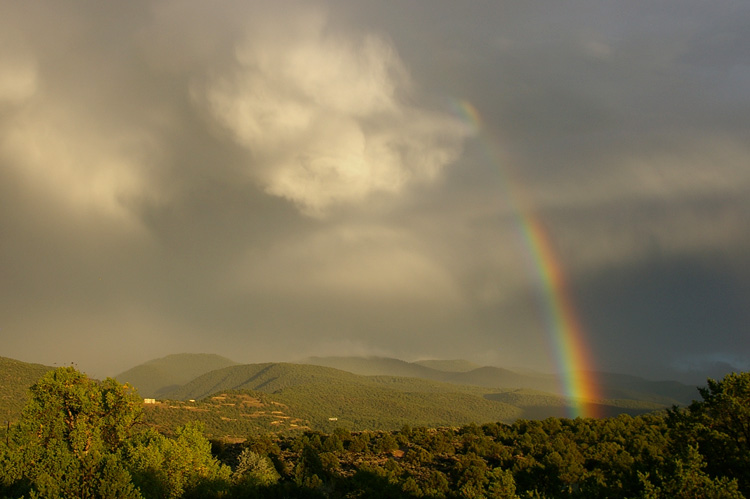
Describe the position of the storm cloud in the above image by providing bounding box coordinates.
[1,1,748,382]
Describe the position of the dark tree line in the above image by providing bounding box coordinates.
[1,368,748,498]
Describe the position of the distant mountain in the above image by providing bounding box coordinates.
[302,356,446,379]
[594,371,698,406]
[160,362,526,430]
[448,366,561,392]
[301,356,562,392]
[163,363,356,401]
[157,362,672,432]
[114,353,238,398]
[2,353,697,436]
[413,359,481,372]
[0,356,54,422]
[298,356,697,407]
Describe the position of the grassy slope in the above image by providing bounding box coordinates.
[114,353,238,398]
[0,357,54,422]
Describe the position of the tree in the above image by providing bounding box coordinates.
[233,448,280,487]
[0,367,231,499]
[0,367,143,498]
[486,467,519,499]
[126,423,231,499]
[668,372,750,496]
[17,367,142,455]
[638,446,743,499]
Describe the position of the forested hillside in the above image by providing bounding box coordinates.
[155,362,668,431]
[2,367,748,498]
[300,356,695,406]
[115,353,238,398]
[0,355,695,439]
[158,363,522,430]
[0,357,53,422]
[142,390,311,440]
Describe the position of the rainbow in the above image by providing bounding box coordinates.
[457,100,601,418]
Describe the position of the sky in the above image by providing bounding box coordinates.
[1,1,748,384]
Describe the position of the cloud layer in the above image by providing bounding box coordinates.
[1,1,748,382]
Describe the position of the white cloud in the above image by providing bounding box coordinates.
[195,15,465,215]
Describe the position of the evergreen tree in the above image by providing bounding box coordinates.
[0,367,143,499]
[0,367,231,499]
[668,372,750,496]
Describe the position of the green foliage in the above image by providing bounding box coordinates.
[154,361,675,435]
[141,390,309,439]
[151,363,528,432]
[0,367,231,499]
[1,355,698,443]
[638,446,743,499]
[126,423,231,498]
[667,372,750,497]
[1,367,144,498]
[0,356,53,423]
[233,448,280,487]
[2,362,748,499]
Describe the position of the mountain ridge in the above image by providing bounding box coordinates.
[114,353,238,398]
[153,361,682,430]
[1,354,699,435]
[299,356,696,406]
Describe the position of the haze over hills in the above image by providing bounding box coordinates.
[302,356,560,392]
[300,356,696,406]
[301,356,448,380]
[412,359,481,372]
[594,371,698,406]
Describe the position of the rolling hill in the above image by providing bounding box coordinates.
[114,353,238,398]
[299,356,697,406]
[160,362,523,430]
[1,353,700,438]
[0,356,54,422]
[413,359,481,372]
[302,356,446,379]
[155,362,672,432]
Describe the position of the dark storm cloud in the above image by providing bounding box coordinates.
[0,0,748,381]
[577,256,750,383]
